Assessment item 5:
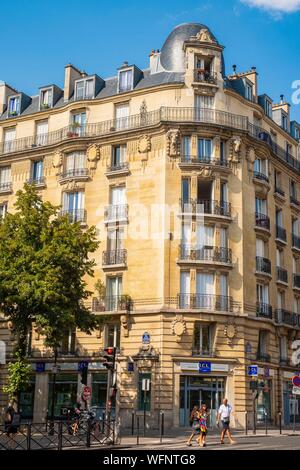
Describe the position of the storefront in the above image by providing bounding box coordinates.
[256,379,272,424]
[283,380,300,425]
[47,373,78,418]
[20,376,36,420]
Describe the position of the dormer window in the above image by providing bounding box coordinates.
[40,88,53,110]
[75,78,94,100]
[8,96,20,116]
[118,69,133,93]
[265,100,272,118]
[244,81,253,102]
[282,113,288,131]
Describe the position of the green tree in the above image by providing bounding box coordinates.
[0,184,100,399]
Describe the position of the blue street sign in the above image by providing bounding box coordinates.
[264,367,270,378]
[199,361,212,373]
[36,362,45,373]
[78,361,89,371]
[128,362,134,372]
[247,365,258,377]
[142,332,151,344]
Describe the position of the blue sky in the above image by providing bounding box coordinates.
[1,0,300,120]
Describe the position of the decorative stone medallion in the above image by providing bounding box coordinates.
[171,315,187,342]
[224,323,237,345]
[87,144,101,170]
[166,129,180,157]
[138,135,151,154]
[52,151,63,172]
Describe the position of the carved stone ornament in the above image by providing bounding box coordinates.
[166,129,180,157]
[246,147,256,165]
[224,323,237,345]
[198,166,213,178]
[229,137,242,163]
[138,135,151,154]
[52,151,63,169]
[172,315,187,342]
[196,28,216,44]
[87,144,101,170]
[120,314,129,338]
[64,180,85,191]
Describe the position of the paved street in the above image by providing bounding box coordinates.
[119,431,300,450]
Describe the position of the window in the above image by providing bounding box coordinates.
[3,128,16,153]
[254,158,268,177]
[111,145,126,169]
[8,96,20,115]
[119,69,133,93]
[265,100,272,118]
[220,182,228,204]
[110,186,126,205]
[181,178,190,205]
[196,225,214,248]
[276,248,283,268]
[59,329,76,355]
[0,203,8,219]
[257,330,268,357]
[92,373,108,409]
[105,324,121,350]
[36,121,48,145]
[256,283,269,305]
[75,79,94,100]
[274,171,282,191]
[40,89,53,109]
[255,197,267,215]
[62,191,85,221]
[294,297,300,314]
[245,82,253,101]
[196,273,215,296]
[72,112,86,136]
[198,139,212,160]
[282,113,288,131]
[195,95,214,109]
[180,271,190,308]
[107,227,124,252]
[183,137,191,159]
[292,218,299,236]
[138,372,151,412]
[193,322,214,355]
[31,160,44,183]
[0,166,11,190]
[65,151,86,176]
[277,290,285,309]
[280,336,287,362]
[115,103,130,130]
[276,209,283,227]
[106,276,122,311]
[290,180,297,199]
[220,141,226,163]
[48,373,78,418]
[256,238,266,257]
[295,127,300,140]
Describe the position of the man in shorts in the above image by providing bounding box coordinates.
[217,398,236,445]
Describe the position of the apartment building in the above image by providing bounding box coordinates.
[0,23,300,429]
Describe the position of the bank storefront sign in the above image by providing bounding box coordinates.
[180,362,229,373]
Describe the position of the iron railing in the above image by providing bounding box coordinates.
[0,181,12,192]
[107,161,129,173]
[102,249,127,266]
[290,195,300,207]
[256,302,273,319]
[275,309,300,328]
[255,212,270,230]
[193,69,218,84]
[179,155,229,167]
[277,267,288,284]
[180,199,231,217]
[192,348,216,357]
[91,295,133,312]
[276,225,287,242]
[1,107,300,175]
[59,209,87,223]
[256,352,271,362]
[256,257,271,275]
[253,171,269,183]
[104,204,128,223]
[179,245,232,264]
[274,186,285,197]
[177,293,232,312]
[292,234,300,250]
[27,176,45,186]
[59,168,89,180]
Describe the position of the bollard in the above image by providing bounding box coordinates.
[265,412,268,436]
[245,411,248,436]
[160,411,165,444]
[137,416,140,446]
[131,411,135,436]
[279,412,282,435]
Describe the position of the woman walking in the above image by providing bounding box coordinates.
[186,406,200,446]
[198,403,209,447]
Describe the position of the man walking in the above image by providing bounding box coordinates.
[217,398,236,445]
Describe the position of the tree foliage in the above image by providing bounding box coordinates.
[3,352,32,399]
[0,184,100,356]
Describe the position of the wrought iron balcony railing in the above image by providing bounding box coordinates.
[255,212,270,230]
[179,245,232,264]
[0,182,12,192]
[192,348,216,357]
[277,267,288,283]
[91,295,133,312]
[292,234,300,250]
[290,195,300,207]
[193,70,218,85]
[59,168,89,180]
[276,225,287,242]
[104,204,128,223]
[256,352,271,362]
[179,155,229,167]
[1,107,299,175]
[253,171,269,183]
[102,249,127,266]
[107,161,129,173]
[274,186,285,197]
[59,209,87,223]
[275,309,300,328]
[27,176,45,186]
[256,302,273,319]
[256,257,271,275]
[177,293,232,312]
[180,199,231,218]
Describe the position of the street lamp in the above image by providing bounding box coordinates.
[49,351,60,435]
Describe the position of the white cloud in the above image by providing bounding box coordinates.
[241,0,300,13]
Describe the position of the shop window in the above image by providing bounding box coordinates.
[48,373,78,418]
[138,372,151,412]
[91,372,108,412]
[19,376,36,419]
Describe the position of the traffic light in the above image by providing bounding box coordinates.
[103,346,116,371]
[78,362,88,385]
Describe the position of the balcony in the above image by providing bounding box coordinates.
[58,168,89,183]
[293,274,300,289]
[276,225,287,243]
[105,161,130,178]
[180,199,231,218]
[274,186,285,198]
[59,209,87,224]
[178,156,230,169]
[290,195,300,209]
[255,213,270,231]
[177,294,232,312]
[0,182,12,194]
[275,309,300,328]
[256,257,271,276]
[102,249,127,267]
[104,204,129,224]
[193,70,218,85]
[192,348,215,357]
[276,266,288,284]
[91,295,133,312]
[256,302,273,319]
[256,352,271,363]
[179,245,232,265]
[253,171,269,184]
[292,234,300,250]
[27,176,46,187]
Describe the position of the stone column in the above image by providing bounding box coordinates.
[33,373,49,423]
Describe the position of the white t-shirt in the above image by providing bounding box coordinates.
[218,404,232,419]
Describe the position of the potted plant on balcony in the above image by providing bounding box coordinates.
[118,294,133,312]
[93,279,106,312]
[41,103,50,110]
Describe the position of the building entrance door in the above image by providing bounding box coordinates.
[180,376,225,427]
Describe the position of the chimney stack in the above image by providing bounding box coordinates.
[64,64,83,102]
